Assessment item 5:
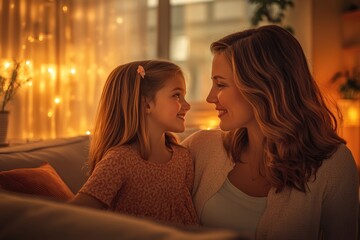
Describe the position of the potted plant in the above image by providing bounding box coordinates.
[0,60,32,145]
[331,67,360,100]
[248,0,294,34]
[331,67,360,127]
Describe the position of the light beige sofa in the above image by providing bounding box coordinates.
[0,136,242,240]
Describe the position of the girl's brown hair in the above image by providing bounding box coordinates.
[88,60,183,174]
[211,25,345,192]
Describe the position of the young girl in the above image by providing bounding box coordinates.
[70,60,198,226]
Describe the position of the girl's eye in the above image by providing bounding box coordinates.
[173,93,181,99]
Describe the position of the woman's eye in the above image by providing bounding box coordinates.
[173,93,181,99]
[216,83,225,88]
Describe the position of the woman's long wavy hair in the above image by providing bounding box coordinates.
[88,60,182,174]
[211,25,345,192]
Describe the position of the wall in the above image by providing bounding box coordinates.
[312,0,360,173]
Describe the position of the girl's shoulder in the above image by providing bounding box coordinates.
[103,144,138,163]
[171,144,191,157]
[107,144,133,155]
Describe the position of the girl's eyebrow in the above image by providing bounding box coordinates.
[171,87,186,93]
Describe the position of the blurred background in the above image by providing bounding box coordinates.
[0,0,359,171]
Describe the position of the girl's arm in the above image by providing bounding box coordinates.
[69,192,107,209]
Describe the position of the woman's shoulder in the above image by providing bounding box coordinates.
[323,144,356,167]
[180,129,229,163]
[318,144,358,183]
[181,129,224,148]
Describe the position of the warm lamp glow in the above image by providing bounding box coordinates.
[70,68,76,74]
[347,106,359,125]
[47,111,53,117]
[338,100,360,126]
[86,131,91,135]
[54,97,61,104]
[28,36,35,42]
[47,68,55,74]
[199,117,219,130]
[116,17,123,24]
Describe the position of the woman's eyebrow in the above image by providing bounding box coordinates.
[211,75,226,80]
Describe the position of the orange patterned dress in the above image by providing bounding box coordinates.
[79,144,199,226]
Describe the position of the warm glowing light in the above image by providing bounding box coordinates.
[75,10,83,19]
[48,68,54,73]
[338,100,360,126]
[116,17,123,24]
[4,62,10,68]
[38,34,44,41]
[10,3,15,9]
[88,11,95,22]
[86,131,91,135]
[47,111,53,117]
[62,6,68,12]
[27,81,33,86]
[70,68,76,74]
[199,117,220,130]
[347,106,359,125]
[54,97,61,104]
[28,36,35,42]
[25,60,31,65]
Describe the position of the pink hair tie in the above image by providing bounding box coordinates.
[137,65,145,79]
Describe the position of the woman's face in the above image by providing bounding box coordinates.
[207,53,255,131]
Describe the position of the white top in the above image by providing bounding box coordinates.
[201,178,267,240]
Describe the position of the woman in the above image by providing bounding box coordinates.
[182,25,359,239]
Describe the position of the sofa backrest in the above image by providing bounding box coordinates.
[0,136,90,193]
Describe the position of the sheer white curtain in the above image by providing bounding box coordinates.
[0,0,150,141]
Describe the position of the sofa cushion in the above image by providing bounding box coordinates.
[0,191,242,240]
[0,135,90,193]
[0,162,74,201]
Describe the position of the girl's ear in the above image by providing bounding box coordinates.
[142,97,152,114]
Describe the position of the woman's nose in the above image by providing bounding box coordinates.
[206,88,217,104]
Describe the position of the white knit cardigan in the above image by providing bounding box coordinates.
[181,130,359,240]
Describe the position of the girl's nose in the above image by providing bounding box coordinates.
[183,99,191,111]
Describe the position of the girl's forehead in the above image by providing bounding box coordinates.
[162,75,186,91]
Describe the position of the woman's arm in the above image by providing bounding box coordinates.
[321,145,359,240]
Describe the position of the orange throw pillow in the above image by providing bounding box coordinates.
[0,163,74,201]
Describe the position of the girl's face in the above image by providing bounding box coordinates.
[146,74,190,133]
[207,53,255,131]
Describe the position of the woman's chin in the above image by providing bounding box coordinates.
[219,122,236,131]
